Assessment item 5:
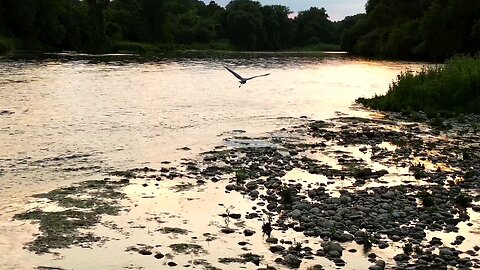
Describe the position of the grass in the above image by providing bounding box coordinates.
[293,42,342,52]
[110,40,235,54]
[0,35,15,54]
[169,243,206,255]
[418,190,435,207]
[14,179,127,253]
[357,55,480,115]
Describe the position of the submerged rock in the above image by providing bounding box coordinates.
[282,254,301,268]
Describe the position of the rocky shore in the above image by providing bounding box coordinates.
[16,112,480,269]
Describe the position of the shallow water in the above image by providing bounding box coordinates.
[0,52,427,269]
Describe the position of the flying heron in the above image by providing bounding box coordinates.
[224,66,270,87]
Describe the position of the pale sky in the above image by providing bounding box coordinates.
[203,0,367,21]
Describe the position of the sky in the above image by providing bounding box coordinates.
[202,0,367,21]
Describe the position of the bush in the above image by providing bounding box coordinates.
[357,55,480,115]
[0,36,15,54]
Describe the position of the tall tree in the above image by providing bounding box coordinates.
[224,0,265,50]
[294,7,337,46]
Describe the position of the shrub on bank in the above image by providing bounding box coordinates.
[357,56,480,115]
[0,36,15,54]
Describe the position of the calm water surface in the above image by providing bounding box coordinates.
[0,52,426,269]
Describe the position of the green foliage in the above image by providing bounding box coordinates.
[0,0,343,53]
[295,7,338,47]
[454,193,473,207]
[13,179,126,253]
[235,168,249,182]
[279,185,295,205]
[418,190,435,207]
[358,56,480,115]
[340,0,480,60]
[0,35,15,54]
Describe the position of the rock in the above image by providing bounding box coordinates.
[138,249,152,255]
[266,237,278,244]
[377,242,388,249]
[458,257,472,266]
[393,253,409,261]
[439,248,453,257]
[337,233,354,242]
[368,265,383,270]
[382,191,395,199]
[392,211,406,218]
[249,190,260,197]
[221,228,235,234]
[267,202,278,211]
[243,229,255,236]
[323,242,343,255]
[269,245,286,253]
[323,220,335,228]
[167,261,177,267]
[282,254,302,268]
[334,258,345,266]
[429,237,443,246]
[291,209,302,218]
[327,250,341,258]
[225,184,236,191]
[245,181,258,190]
[339,196,351,204]
[229,213,241,219]
[154,253,164,259]
[354,230,367,238]
[376,260,386,268]
[294,202,310,210]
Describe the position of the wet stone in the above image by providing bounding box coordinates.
[430,237,443,246]
[439,248,454,257]
[291,209,302,218]
[334,258,346,267]
[394,253,409,261]
[229,213,241,219]
[282,254,301,268]
[327,250,341,258]
[269,245,286,253]
[138,249,152,255]
[154,253,165,259]
[376,260,386,268]
[243,229,255,236]
[323,242,343,255]
[221,228,235,234]
[266,237,278,244]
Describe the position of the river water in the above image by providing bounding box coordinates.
[0,52,426,269]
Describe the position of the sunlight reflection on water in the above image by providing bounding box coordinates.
[0,52,427,268]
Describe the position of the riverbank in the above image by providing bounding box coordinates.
[0,37,342,56]
[13,110,480,269]
[358,56,480,115]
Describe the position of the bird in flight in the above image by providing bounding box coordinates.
[224,66,270,87]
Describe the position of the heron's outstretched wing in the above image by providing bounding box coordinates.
[224,67,245,81]
[245,73,270,81]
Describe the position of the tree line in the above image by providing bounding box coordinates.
[341,0,480,60]
[0,0,339,52]
[2,0,479,61]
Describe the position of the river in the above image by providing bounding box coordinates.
[0,52,426,269]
